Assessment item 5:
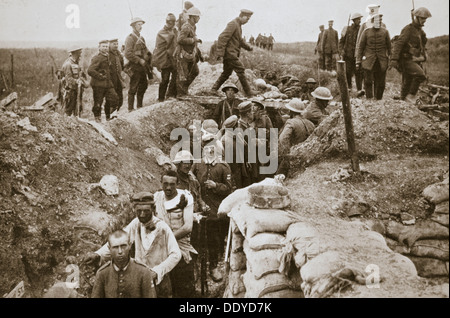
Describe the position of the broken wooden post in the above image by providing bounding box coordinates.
[336,60,360,174]
[0,92,18,111]
[10,54,14,87]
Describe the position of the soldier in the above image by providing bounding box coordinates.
[390,7,432,104]
[87,40,119,122]
[301,78,317,101]
[107,39,124,115]
[154,170,197,298]
[315,25,326,70]
[356,13,391,100]
[249,35,255,46]
[192,134,232,282]
[268,33,275,50]
[124,17,151,112]
[322,20,339,71]
[211,9,255,98]
[177,1,194,31]
[277,99,315,177]
[304,87,333,126]
[61,48,88,117]
[91,230,157,298]
[339,13,364,92]
[154,13,178,102]
[176,6,202,98]
[211,83,242,128]
[83,192,181,298]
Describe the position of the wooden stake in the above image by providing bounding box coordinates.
[10,54,14,87]
[337,60,360,173]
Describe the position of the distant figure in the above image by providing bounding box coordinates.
[304,87,333,126]
[390,7,432,104]
[108,39,124,114]
[211,9,254,97]
[315,25,326,70]
[268,33,275,50]
[91,230,157,298]
[177,1,194,31]
[321,20,339,71]
[249,35,255,46]
[356,13,391,100]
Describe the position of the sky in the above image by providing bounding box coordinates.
[0,0,448,47]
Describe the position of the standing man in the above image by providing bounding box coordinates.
[177,1,194,31]
[192,136,232,282]
[154,170,197,298]
[61,48,88,117]
[251,100,274,181]
[88,40,119,122]
[154,13,178,102]
[83,192,181,298]
[268,33,275,51]
[91,230,157,298]
[315,25,326,70]
[340,13,363,92]
[107,39,124,116]
[176,6,202,98]
[211,9,255,98]
[277,99,315,177]
[356,13,391,100]
[390,7,432,104]
[211,83,242,128]
[304,87,333,126]
[322,20,339,71]
[124,17,150,112]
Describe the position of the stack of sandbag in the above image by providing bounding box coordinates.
[226,218,247,298]
[386,174,449,277]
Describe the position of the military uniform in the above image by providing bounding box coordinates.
[391,22,428,100]
[356,27,391,100]
[87,51,119,121]
[340,23,363,90]
[315,29,325,70]
[124,30,150,110]
[91,258,157,298]
[304,101,329,126]
[154,25,178,101]
[212,98,242,128]
[322,27,339,71]
[212,17,253,96]
[61,55,84,116]
[107,47,124,112]
[176,20,200,97]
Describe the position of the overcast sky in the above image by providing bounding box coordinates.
[0,0,448,47]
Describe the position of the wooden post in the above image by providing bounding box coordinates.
[10,54,14,87]
[337,60,360,173]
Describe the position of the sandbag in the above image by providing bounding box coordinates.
[231,230,245,253]
[230,218,241,234]
[409,256,449,278]
[423,178,449,204]
[244,241,283,280]
[230,251,246,271]
[230,203,299,238]
[386,220,449,247]
[247,233,285,251]
[430,213,449,227]
[410,240,449,261]
[285,222,319,264]
[389,253,418,277]
[242,271,302,298]
[260,289,303,298]
[300,251,343,283]
[385,237,410,255]
[229,269,246,295]
[435,201,449,214]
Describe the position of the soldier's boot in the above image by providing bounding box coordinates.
[238,74,256,98]
[136,94,144,109]
[405,94,418,105]
[210,267,223,282]
[94,116,101,123]
[128,94,135,112]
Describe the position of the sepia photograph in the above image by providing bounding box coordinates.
[0,0,449,302]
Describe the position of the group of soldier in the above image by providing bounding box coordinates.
[315,4,432,103]
[248,33,276,50]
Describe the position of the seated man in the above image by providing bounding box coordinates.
[91,230,157,298]
[304,87,333,126]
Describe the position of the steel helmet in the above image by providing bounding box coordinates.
[306,78,317,84]
[351,12,363,20]
[413,7,432,18]
[286,98,306,113]
[187,7,201,16]
[311,87,333,100]
[130,17,145,26]
[172,150,194,164]
[254,78,267,90]
[221,82,239,93]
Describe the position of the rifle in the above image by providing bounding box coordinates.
[75,81,82,117]
[411,0,415,23]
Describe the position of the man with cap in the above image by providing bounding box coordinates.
[315,25,326,70]
[61,47,89,117]
[176,6,202,97]
[390,7,432,104]
[154,13,179,102]
[356,13,391,100]
[177,1,194,31]
[300,78,317,101]
[211,9,255,98]
[211,82,242,128]
[304,87,333,126]
[277,99,315,177]
[321,20,339,71]
[191,133,232,282]
[91,230,157,298]
[339,13,364,92]
[83,192,181,298]
[355,4,386,52]
[107,39,125,116]
[88,40,119,122]
[124,17,151,111]
[153,169,197,298]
